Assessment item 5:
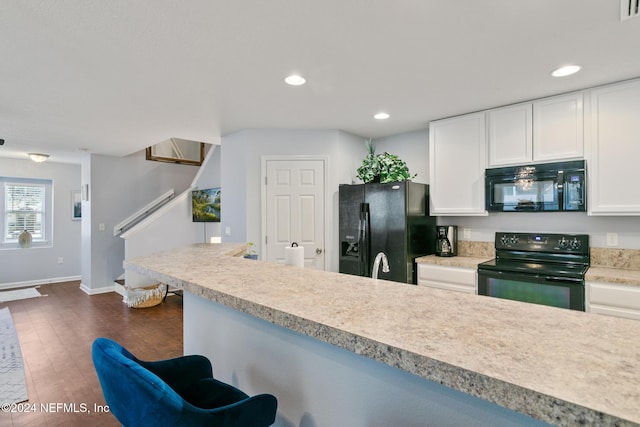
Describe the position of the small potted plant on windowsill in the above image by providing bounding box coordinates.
[243,242,258,260]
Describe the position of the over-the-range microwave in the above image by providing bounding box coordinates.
[485,160,586,212]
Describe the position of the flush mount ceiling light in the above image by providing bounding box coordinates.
[551,65,581,77]
[374,112,390,120]
[28,153,49,162]
[284,74,306,86]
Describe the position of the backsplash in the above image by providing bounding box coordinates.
[458,241,640,270]
[590,248,640,270]
[457,241,494,258]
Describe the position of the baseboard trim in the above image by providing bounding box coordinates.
[79,282,116,295]
[0,276,82,291]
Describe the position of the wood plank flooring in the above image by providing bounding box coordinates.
[0,281,183,427]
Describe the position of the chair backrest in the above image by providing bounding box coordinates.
[92,338,278,427]
[92,337,186,426]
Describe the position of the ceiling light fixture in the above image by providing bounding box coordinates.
[28,153,49,163]
[551,65,581,77]
[374,112,390,120]
[284,75,306,86]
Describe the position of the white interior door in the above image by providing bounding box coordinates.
[264,158,325,270]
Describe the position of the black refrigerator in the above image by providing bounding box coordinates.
[338,182,436,284]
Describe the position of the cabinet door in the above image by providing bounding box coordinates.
[587,281,640,320]
[429,113,487,216]
[533,92,584,162]
[417,264,477,294]
[487,103,532,167]
[587,79,640,215]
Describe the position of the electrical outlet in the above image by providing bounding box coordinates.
[225,226,231,236]
[463,228,471,239]
[606,232,619,246]
[57,257,63,264]
[99,223,106,231]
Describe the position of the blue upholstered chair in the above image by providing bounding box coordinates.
[92,337,277,427]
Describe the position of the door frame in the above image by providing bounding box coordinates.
[261,155,330,270]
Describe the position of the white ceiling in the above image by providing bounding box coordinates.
[1,1,639,164]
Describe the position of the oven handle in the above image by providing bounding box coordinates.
[543,276,583,284]
[478,270,583,284]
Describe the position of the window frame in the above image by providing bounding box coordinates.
[1,176,53,249]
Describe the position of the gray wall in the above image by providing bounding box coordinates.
[0,158,81,288]
[221,129,365,272]
[81,151,199,292]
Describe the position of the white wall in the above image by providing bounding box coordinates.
[374,129,429,185]
[81,151,199,293]
[221,129,366,272]
[0,158,81,288]
[122,145,223,289]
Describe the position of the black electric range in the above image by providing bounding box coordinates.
[477,232,590,311]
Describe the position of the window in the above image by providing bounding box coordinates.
[1,177,53,248]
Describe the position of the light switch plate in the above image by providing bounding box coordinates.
[606,232,618,246]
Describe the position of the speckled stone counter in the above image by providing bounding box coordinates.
[125,243,640,427]
[588,248,640,287]
[415,254,492,269]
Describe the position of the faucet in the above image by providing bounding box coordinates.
[372,252,390,279]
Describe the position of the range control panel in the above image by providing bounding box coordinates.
[495,232,589,254]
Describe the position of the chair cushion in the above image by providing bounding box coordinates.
[180,378,250,409]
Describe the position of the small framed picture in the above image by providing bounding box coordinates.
[72,190,82,220]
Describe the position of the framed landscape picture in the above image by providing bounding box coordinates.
[192,188,221,222]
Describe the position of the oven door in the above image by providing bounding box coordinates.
[477,269,585,311]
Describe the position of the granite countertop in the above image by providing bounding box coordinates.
[415,254,492,269]
[125,243,640,427]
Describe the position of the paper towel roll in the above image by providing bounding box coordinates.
[285,243,304,267]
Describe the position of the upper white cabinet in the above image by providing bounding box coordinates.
[488,103,532,166]
[429,112,487,216]
[587,79,640,215]
[533,93,584,162]
[487,92,584,167]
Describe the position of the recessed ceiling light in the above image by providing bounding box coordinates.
[28,153,49,162]
[551,65,581,77]
[374,112,390,120]
[284,75,306,86]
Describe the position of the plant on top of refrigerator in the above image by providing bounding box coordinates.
[356,138,415,183]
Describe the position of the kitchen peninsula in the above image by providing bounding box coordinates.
[125,243,640,427]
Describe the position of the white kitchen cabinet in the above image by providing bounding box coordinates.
[487,93,583,167]
[533,92,584,162]
[429,112,487,216]
[417,264,477,294]
[487,103,532,167]
[587,78,640,215]
[587,281,640,321]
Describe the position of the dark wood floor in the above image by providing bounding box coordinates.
[0,281,183,427]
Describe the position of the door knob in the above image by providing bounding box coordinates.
[316,248,323,255]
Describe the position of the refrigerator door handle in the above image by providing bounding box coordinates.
[358,203,370,277]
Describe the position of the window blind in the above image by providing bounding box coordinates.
[4,183,45,241]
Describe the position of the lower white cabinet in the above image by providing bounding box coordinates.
[587,281,640,321]
[417,264,476,294]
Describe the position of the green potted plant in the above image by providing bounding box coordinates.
[243,242,258,260]
[356,139,416,183]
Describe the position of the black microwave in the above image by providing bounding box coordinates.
[485,160,586,212]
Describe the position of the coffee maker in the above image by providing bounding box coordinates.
[435,226,457,257]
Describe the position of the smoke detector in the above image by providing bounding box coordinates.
[621,0,639,20]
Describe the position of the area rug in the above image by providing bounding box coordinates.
[0,307,28,404]
[0,287,42,303]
